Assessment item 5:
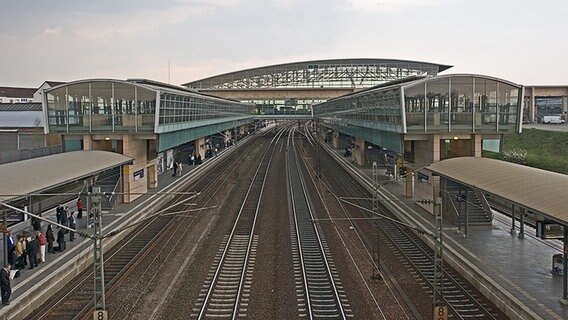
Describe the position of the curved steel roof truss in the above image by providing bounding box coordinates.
[185,59,452,89]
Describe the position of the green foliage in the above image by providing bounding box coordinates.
[498,129,568,174]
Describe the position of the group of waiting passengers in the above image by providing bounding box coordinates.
[6,199,82,272]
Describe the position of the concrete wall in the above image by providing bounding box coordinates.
[352,137,366,166]
[122,135,148,203]
[83,134,149,203]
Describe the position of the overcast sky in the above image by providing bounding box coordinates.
[1,0,566,88]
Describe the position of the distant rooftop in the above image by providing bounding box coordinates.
[0,87,36,98]
[0,102,42,112]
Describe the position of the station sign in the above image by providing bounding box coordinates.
[433,305,447,320]
[536,221,564,239]
[93,310,107,320]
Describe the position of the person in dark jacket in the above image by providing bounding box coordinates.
[172,161,178,177]
[69,213,76,241]
[46,225,55,254]
[0,264,11,305]
[60,207,69,232]
[26,237,39,269]
[56,228,66,252]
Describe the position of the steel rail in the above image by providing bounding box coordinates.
[196,126,288,319]
[27,132,265,320]
[288,127,348,320]
[316,136,500,320]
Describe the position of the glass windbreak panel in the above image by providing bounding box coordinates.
[498,83,519,131]
[476,80,498,130]
[137,87,156,131]
[67,83,91,132]
[113,82,136,132]
[426,78,449,132]
[404,82,426,132]
[46,87,67,132]
[450,76,473,132]
[90,82,113,131]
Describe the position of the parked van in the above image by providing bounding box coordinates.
[543,115,565,124]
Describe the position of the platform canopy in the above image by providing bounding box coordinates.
[426,157,568,224]
[0,150,132,203]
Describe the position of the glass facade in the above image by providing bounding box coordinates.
[313,87,404,133]
[535,97,563,116]
[158,92,252,127]
[314,75,522,135]
[404,76,521,133]
[46,80,157,133]
[46,80,254,134]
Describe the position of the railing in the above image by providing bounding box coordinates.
[444,189,461,226]
[474,189,493,222]
[108,176,122,209]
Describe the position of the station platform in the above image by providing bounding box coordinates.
[1,135,566,320]
[0,159,202,318]
[331,146,568,320]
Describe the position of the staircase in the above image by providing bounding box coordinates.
[446,181,492,226]
[95,167,121,213]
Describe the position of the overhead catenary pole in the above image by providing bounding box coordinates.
[91,187,106,312]
[371,162,382,280]
[432,196,447,319]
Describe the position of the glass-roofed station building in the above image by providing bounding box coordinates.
[43,79,254,202]
[40,59,523,203]
[313,74,523,195]
[184,58,452,116]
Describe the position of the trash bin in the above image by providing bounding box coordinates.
[552,254,565,276]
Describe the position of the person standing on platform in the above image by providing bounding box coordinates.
[46,225,55,254]
[15,236,25,269]
[0,264,11,305]
[69,213,76,241]
[56,205,63,225]
[26,236,39,269]
[56,228,65,252]
[36,231,46,263]
[172,161,178,177]
[60,207,68,232]
[190,154,195,166]
[76,198,83,219]
[177,162,183,177]
[6,233,15,267]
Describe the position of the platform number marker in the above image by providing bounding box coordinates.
[93,310,108,320]
[433,306,447,320]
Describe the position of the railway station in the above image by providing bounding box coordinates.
[0,58,567,319]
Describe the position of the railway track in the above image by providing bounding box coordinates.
[310,130,504,320]
[287,127,351,319]
[380,217,499,319]
[26,131,270,320]
[190,126,288,319]
[31,216,175,320]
